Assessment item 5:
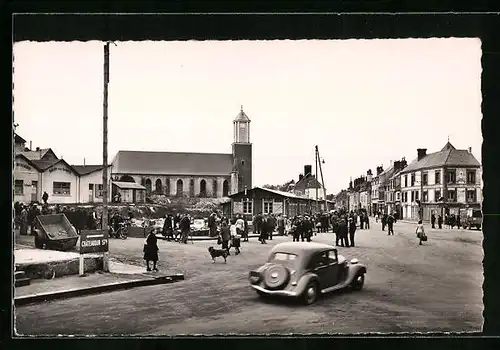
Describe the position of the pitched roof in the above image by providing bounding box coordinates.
[72,165,110,176]
[112,150,234,176]
[400,142,480,174]
[19,148,56,160]
[15,154,41,171]
[233,106,251,122]
[31,158,79,175]
[113,181,146,190]
[295,174,323,190]
[15,133,26,144]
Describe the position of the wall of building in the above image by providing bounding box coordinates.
[41,162,79,204]
[78,168,112,204]
[14,157,41,203]
[113,173,231,198]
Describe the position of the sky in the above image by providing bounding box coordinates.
[13,39,483,195]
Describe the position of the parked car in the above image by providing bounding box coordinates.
[465,209,482,230]
[249,242,367,305]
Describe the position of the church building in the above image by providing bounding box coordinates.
[110,107,253,200]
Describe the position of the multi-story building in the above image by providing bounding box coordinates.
[359,170,372,215]
[334,189,349,210]
[386,159,407,217]
[370,166,384,215]
[400,142,482,221]
[293,165,326,201]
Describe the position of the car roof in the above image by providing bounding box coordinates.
[270,242,336,255]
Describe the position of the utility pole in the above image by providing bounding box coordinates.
[102,42,110,272]
[315,146,319,213]
[316,145,328,212]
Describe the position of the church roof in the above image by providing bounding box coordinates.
[233,106,251,122]
[400,142,480,174]
[112,150,234,176]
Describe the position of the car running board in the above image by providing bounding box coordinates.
[321,282,351,294]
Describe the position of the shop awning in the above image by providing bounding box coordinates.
[113,181,146,190]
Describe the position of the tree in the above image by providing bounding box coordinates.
[263,180,295,192]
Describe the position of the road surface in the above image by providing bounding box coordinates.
[15,221,483,335]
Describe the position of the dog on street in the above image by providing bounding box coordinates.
[208,246,229,263]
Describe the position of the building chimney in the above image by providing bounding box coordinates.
[417,148,427,161]
[29,140,32,150]
[299,174,304,181]
[304,165,312,176]
[376,166,384,175]
[468,147,472,153]
[394,160,401,171]
[366,169,373,182]
[36,146,40,151]
[84,158,86,166]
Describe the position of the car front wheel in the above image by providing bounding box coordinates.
[302,281,319,305]
[351,273,365,291]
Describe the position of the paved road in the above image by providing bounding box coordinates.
[15,221,483,335]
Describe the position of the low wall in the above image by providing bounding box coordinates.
[16,256,103,280]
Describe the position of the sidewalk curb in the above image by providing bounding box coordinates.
[14,273,185,306]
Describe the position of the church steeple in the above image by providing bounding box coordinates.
[233,105,251,144]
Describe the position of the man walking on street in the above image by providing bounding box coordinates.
[381,213,387,231]
[387,213,395,235]
[431,213,436,229]
[438,214,443,229]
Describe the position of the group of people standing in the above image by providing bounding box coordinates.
[161,213,194,244]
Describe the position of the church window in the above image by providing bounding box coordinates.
[199,179,207,197]
[213,179,218,197]
[176,179,183,197]
[145,178,152,194]
[243,198,253,215]
[222,180,229,197]
[189,179,195,197]
[155,179,162,194]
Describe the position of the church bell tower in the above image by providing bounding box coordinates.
[231,106,253,194]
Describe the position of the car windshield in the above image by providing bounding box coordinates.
[269,252,298,262]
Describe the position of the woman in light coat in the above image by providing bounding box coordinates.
[415,220,426,246]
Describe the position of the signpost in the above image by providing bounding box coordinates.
[79,230,109,276]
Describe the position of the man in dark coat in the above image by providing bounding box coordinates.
[179,214,191,244]
[438,214,443,229]
[208,213,217,237]
[337,217,349,247]
[348,217,357,247]
[268,214,276,240]
[144,230,159,271]
[42,191,49,205]
[387,213,395,235]
[162,214,173,241]
[301,216,313,242]
[254,213,263,236]
[381,213,388,231]
[277,215,285,236]
[431,213,436,229]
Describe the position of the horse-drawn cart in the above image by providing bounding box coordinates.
[33,214,79,251]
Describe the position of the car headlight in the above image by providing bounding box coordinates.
[350,258,359,264]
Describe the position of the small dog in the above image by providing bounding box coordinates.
[208,246,229,263]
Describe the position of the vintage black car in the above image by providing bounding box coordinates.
[249,242,367,305]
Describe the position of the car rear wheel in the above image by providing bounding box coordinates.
[351,273,365,291]
[302,281,319,305]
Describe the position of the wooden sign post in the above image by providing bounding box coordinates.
[79,230,109,276]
